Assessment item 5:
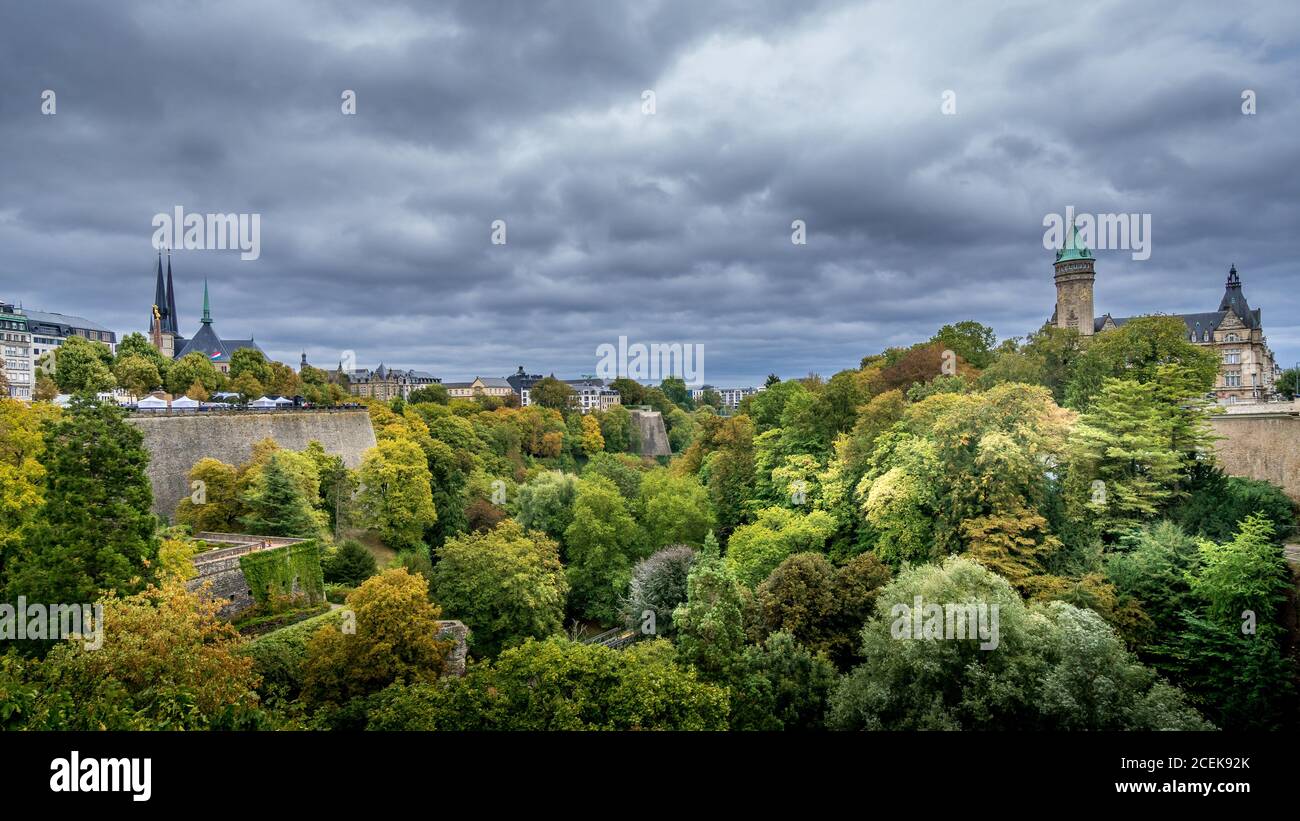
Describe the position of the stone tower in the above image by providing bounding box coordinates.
[1053,222,1095,336]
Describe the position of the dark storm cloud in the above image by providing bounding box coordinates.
[1,0,1297,385]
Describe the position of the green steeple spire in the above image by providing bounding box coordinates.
[1055,221,1092,263]
[201,279,212,324]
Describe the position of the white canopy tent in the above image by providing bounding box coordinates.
[170,396,201,411]
[249,396,278,409]
[136,396,168,411]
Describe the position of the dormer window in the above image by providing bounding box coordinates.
[1225,333,1239,342]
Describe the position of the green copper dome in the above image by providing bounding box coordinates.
[1055,222,1092,262]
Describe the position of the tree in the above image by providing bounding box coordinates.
[579,413,605,455]
[1169,466,1297,544]
[167,352,222,396]
[323,539,378,586]
[624,545,695,636]
[725,506,837,588]
[1065,315,1218,411]
[112,354,162,397]
[356,437,437,551]
[512,470,579,543]
[828,557,1210,730]
[408,384,449,405]
[1278,366,1300,400]
[930,321,997,369]
[366,637,728,730]
[0,399,57,583]
[753,551,890,668]
[50,335,115,393]
[729,631,838,731]
[609,377,645,407]
[175,457,242,532]
[238,451,323,538]
[430,520,568,657]
[659,376,693,409]
[530,376,574,411]
[672,540,748,684]
[229,347,275,387]
[1068,378,1185,535]
[301,569,452,712]
[638,470,714,549]
[2,581,263,729]
[564,476,645,623]
[229,371,265,401]
[597,404,635,453]
[6,397,157,606]
[580,452,641,500]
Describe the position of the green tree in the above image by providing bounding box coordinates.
[672,540,748,683]
[51,335,115,393]
[725,506,837,588]
[530,376,574,411]
[828,557,1210,730]
[366,637,727,730]
[1068,378,1185,535]
[112,354,163,397]
[229,347,275,387]
[564,476,645,623]
[239,451,323,537]
[356,437,437,551]
[638,470,714,549]
[323,539,378,586]
[430,520,568,657]
[175,457,242,532]
[930,321,998,369]
[1065,315,1218,410]
[512,470,579,543]
[729,631,837,730]
[659,376,693,409]
[167,352,222,396]
[6,397,157,606]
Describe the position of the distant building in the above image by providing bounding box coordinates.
[26,307,118,362]
[346,364,440,401]
[148,253,264,373]
[1,301,32,400]
[1050,226,1282,403]
[565,378,621,413]
[513,368,621,414]
[506,366,544,401]
[444,376,515,401]
[691,386,761,409]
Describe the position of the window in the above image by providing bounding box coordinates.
[1224,349,1241,365]
[1225,371,1241,387]
[1225,333,1239,342]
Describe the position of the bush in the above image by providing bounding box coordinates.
[242,609,344,698]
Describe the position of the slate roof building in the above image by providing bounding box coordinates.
[346,364,440,400]
[148,254,263,373]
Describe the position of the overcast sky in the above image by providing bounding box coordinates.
[2,0,1297,386]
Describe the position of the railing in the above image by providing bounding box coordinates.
[126,405,366,417]
[581,627,640,649]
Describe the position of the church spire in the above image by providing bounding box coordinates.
[151,250,167,330]
[164,249,179,334]
[201,279,213,324]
